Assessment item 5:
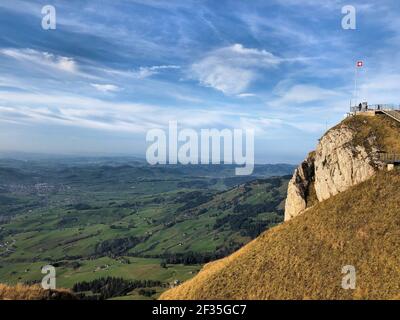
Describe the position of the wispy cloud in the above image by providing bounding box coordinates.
[1,88,327,141]
[0,48,78,73]
[90,83,121,93]
[191,44,316,96]
[358,73,400,104]
[237,93,257,98]
[191,44,281,95]
[272,84,341,105]
[132,65,181,79]
[0,90,239,133]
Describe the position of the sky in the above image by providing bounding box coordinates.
[0,0,400,164]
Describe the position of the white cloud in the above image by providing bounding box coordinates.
[90,83,121,93]
[286,121,326,133]
[358,73,400,104]
[0,87,338,154]
[0,0,40,16]
[238,116,283,135]
[237,93,257,98]
[191,44,281,95]
[273,0,333,6]
[132,65,181,79]
[0,48,78,73]
[55,57,77,73]
[272,84,340,105]
[0,90,231,133]
[169,93,204,103]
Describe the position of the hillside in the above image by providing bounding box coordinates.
[161,115,400,300]
[160,170,400,300]
[0,284,76,300]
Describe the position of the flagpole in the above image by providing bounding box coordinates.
[354,64,358,106]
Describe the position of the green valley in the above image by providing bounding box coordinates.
[0,156,294,299]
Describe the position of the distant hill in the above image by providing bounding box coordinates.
[0,158,295,186]
[0,167,32,184]
[0,155,296,179]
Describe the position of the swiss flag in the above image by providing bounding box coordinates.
[356,61,363,67]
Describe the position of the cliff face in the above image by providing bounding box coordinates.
[284,118,385,221]
[313,127,379,202]
[284,153,315,221]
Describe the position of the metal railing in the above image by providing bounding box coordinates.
[376,152,400,163]
[381,109,400,123]
[350,104,400,113]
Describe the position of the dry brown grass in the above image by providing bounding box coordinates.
[0,283,76,300]
[160,171,400,300]
[334,114,400,154]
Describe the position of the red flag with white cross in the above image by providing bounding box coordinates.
[356,61,363,67]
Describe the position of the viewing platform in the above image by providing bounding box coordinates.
[349,103,400,123]
[348,103,400,171]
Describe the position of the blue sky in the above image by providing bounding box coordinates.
[0,0,400,163]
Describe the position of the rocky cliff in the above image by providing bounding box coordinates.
[284,152,315,221]
[284,115,394,221]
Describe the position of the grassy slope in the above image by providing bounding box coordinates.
[160,171,400,300]
[333,114,400,153]
[0,284,76,300]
